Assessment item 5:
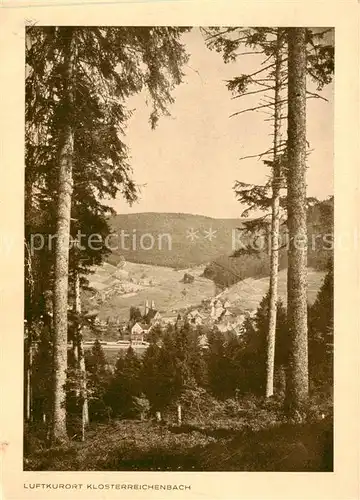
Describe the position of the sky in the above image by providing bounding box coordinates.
[109,28,334,219]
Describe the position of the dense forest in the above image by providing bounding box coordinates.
[204,197,333,287]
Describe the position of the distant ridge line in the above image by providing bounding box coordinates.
[111,211,253,221]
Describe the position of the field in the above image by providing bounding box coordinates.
[79,206,332,324]
[83,260,325,324]
[218,268,326,314]
[83,261,216,321]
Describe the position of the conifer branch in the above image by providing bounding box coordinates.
[230,87,269,100]
[306,90,329,102]
[230,98,287,118]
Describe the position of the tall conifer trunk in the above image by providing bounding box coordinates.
[285,28,309,414]
[24,249,33,423]
[73,270,89,441]
[51,28,76,444]
[266,29,284,398]
[24,328,33,422]
[25,173,35,422]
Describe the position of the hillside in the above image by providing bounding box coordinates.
[107,212,250,269]
[81,201,332,325]
[203,198,333,287]
[106,199,333,286]
[82,261,216,323]
[215,268,325,315]
[82,260,325,326]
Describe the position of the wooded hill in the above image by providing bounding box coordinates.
[203,197,333,287]
[107,198,333,287]
[107,212,251,268]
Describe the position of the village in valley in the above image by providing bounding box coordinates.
[78,244,326,362]
[85,294,254,350]
[73,249,326,366]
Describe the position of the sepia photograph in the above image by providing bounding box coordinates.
[22,24,336,474]
[0,0,359,496]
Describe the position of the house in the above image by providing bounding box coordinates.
[198,333,209,349]
[186,309,205,326]
[130,322,150,342]
[181,272,194,284]
[175,313,185,329]
[232,324,245,336]
[216,321,233,334]
[210,299,226,321]
[161,315,178,325]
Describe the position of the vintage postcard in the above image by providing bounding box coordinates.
[0,0,359,499]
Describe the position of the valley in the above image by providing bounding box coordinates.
[83,202,332,329]
[83,261,216,323]
[82,259,326,337]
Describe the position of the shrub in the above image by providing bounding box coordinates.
[132,395,151,420]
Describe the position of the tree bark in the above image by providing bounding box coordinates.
[266,29,284,398]
[177,403,182,426]
[74,270,89,441]
[285,28,309,415]
[24,235,34,423]
[25,332,33,422]
[51,28,76,444]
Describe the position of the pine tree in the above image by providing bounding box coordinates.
[141,341,166,416]
[122,347,142,398]
[72,269,89,440]
[85,340,111,420]
[158,329,183,405]
[171,323,205,422]
[146,324,163,345]
[107,347,142,418]
[51,28,76,444]
[252,291,288,395]
[267,28,286,397]
[308,260,333,390]
[129,306,143,323]
[26,26,190,442]
[203,27,333,399]
[206,329,228,398]
[31,323,53,428]
[141,324,206,422]
[222,334,244,398]
[285,28,309,416]
[86,339,108,376]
